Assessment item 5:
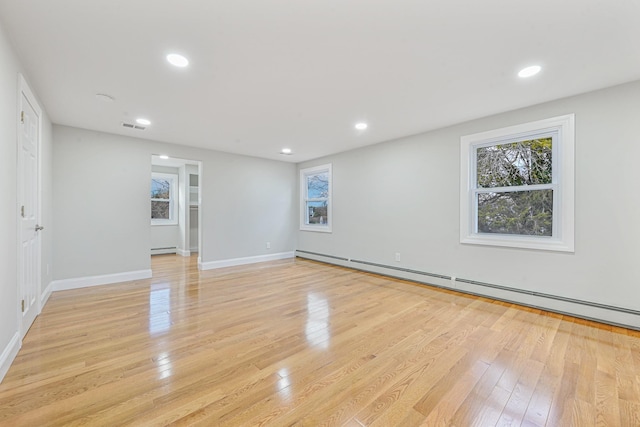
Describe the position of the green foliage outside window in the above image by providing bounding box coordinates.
[476,138,553,236]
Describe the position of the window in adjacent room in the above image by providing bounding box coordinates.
[460,114,574,252]
[300,164,332,232]
[151,172,178,225]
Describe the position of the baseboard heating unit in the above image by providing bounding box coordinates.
[295,250,640,330]
[151,247,177,255]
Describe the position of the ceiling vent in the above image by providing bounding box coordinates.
[122,122,146,130]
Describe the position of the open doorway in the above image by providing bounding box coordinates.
[150,155,201,259]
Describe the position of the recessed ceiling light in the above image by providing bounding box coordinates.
[136,118,151,126]
[355,122,368,130]
[518,65,542,78]
[167,53,189,68]
[95,93,115,102]
[159,155,169,160]
[281,148,292,155]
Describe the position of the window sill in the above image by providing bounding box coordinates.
[300,225,332,233]
[461,234,574,253]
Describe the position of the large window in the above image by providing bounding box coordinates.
[460,114,574,252]
[151,172,178,225]
[300,164,332,232]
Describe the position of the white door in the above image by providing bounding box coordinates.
[18,80,41,337]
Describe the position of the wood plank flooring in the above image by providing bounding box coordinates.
[1,254,639,426]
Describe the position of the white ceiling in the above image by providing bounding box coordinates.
[1,1,639,163]
[151,155,199,169]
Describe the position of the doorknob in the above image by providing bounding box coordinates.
[35,224,44,231]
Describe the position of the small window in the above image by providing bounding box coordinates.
[300,164,332,232]
[460,114,574,252]
[151,172,178,225]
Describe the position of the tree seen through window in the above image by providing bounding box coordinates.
[151,177,172,220]
[476,137,553,236]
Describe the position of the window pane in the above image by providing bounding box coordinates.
[478,190,552,236]
[307,172,329,198]
[306,201,328,225]
[151,178,171,199]
[151,200,171,219]
[477,137,552,188]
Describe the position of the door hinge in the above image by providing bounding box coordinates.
[21,300,25,312]
[21,205,25,217]
[20,111,24,124]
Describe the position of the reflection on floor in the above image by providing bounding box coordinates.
[1,254,639,426]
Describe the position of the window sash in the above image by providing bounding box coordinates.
[300,164,332,232]
[460,114,574,252]
[470,131,559,238]
[474,188,557,239]
[151,173,178,225]
[472,133,557,187]
[473,183,554,194]
[305,201,329,226]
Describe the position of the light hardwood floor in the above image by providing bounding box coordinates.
[1,255,639,426]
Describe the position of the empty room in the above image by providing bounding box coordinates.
[1,1,639,426]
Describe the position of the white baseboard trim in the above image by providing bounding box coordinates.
[52,269,152,292]
[296,250,640,330]
[177,248,191,257]
[0,332,21,383]
[41,281,53,308]
[199,251,295,271]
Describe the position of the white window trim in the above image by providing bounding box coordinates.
[151,172,178,226]
[300,163,332,233]
[460,114,575,252]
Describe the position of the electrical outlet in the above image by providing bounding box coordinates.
[395,252,401,262]
[266,242,271,249]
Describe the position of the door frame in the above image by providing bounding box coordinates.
[17,73,43,337]
[150,156,203,260]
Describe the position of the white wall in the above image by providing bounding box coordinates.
[177,164,188,255]
[298,80,640,327]
[150,226,179,252]
[41,103,54,297]
[187,164,199,251]
[53,128,152,280]
[53,125,297,281]
[0,20,53,381]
